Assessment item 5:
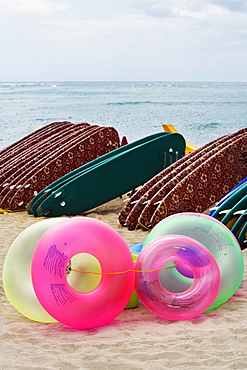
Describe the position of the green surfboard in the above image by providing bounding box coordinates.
[231,209,247,237]
[35,133,185,217]
[209,178,247,217]
[211,182,247,222]
[237,215,247,249]
[220,194,247,230]
[28,132,172,215]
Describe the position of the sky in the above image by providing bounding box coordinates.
[1,0,247,82]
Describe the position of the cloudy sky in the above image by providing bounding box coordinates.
[1,0,247,81]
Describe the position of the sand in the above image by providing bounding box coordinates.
[1,196,247,369]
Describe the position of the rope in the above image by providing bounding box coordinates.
[69,261,180,275]
[135,220,152,231]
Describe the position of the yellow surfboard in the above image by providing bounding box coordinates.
[162,124,198,154]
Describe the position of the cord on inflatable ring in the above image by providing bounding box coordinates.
[31,217,135,329]
[135,235,220,320]
[3,218,68,323]
[142,212,244,310]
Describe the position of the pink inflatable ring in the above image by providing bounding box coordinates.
[135,235,220,320]
[32,217,135,329]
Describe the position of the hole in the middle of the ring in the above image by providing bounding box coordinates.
[67,253,102,293]
[159,261,193,293]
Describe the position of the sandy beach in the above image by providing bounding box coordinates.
[1,195,247,369]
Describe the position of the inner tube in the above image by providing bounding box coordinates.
[3,218,67,322]
[135,235,220,320]
[31,217,135,329]
[142,213,244,310]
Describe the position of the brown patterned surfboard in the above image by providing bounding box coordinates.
[0,121,69,157]
[0,122,74,171]
[150,133,247,227]
[118,140,203,225]
[0,123,91,186]
[0,126,102,207]
[118,127,247,228]
[0,123,89,174]
[1,127,120,210]
[0,125,96,201]
[135,133,244,230]
[0,121,74,166]
[125,132,245,230]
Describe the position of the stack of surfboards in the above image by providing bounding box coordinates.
[27,132,186,217]
[210,178,247,249]
[118,128,247,230]
[0,121,120,211]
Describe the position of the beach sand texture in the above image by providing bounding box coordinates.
[1,196,247,369]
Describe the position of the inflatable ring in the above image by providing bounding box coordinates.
[3,218,68,323]
[31,217,135,329]
[135,235,220,320]
[142,213,244,310]
[125,242,144,309]
[129,242,143,257]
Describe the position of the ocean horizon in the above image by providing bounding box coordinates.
[1,81,247,150]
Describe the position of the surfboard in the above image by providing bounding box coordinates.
[220,194,247,230]
[2,127,120,210]
[1,127,120,210]
[211,182,247,222]
[27,132,171,215]
[35,133,185,217]
[0,123,91,186]
[0,125,99,203]
[119,128,247,228]
[162,123,198,154]
[120,128,247,230]
[237,215,247,249]
[0,121,74,167]
[149,133,247,228]
[0,121,68,158]
[126,133,243,230]
[209,177,247,216]
[118,129,245,227]
[230,209,247,238]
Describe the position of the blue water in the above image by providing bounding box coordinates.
[1,81,247,150]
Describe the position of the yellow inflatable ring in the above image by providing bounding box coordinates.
[3,218,67,322]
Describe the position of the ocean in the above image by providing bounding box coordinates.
[1,81,247,150]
